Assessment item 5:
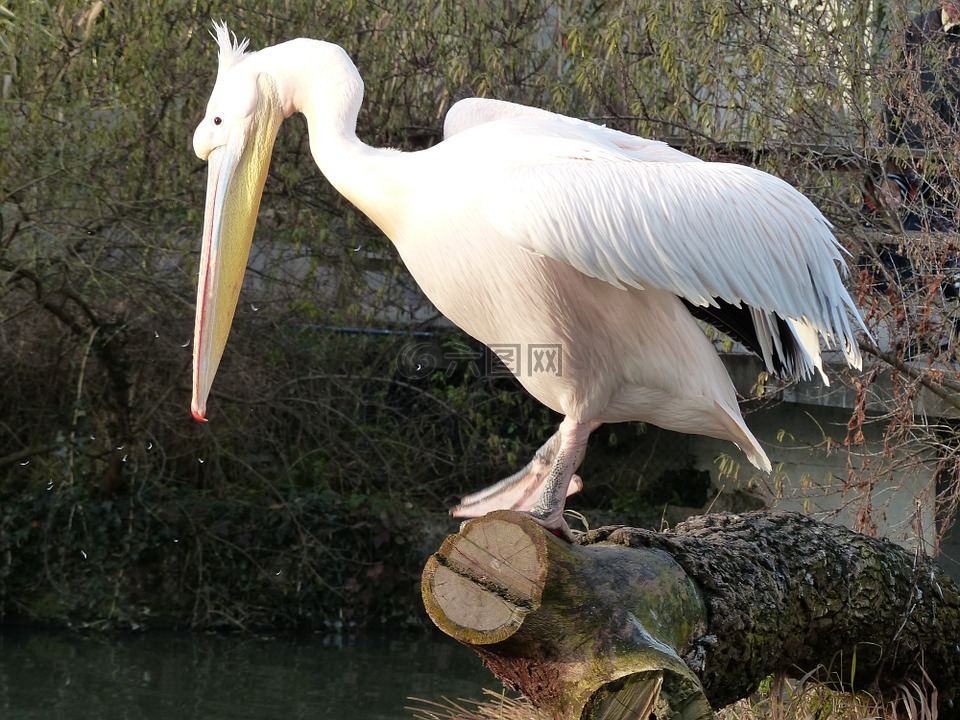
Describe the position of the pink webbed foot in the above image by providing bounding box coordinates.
[449,419,596,541]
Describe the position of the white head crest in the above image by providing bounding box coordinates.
[211,21,250,78]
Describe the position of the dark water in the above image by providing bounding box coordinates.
[0,629,495,719]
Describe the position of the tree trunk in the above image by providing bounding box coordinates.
[422,510,960,719]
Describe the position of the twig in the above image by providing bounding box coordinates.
[859,339,960,414]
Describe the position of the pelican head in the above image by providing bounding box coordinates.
[191,23,284,421]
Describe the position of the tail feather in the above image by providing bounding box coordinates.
[719,406,772,473]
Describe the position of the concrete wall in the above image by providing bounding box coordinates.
[698,353,958,581]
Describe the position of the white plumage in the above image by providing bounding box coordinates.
[191,24,868,538]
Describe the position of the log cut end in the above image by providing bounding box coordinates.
[422,511,548,645]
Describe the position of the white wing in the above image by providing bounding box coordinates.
[466,127,866,380]
[444,98,699,164]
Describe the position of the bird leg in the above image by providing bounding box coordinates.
[451,430,568,513]
[450,418,597,539]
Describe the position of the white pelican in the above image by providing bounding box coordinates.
[191,23,867,538]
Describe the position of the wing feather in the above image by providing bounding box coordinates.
[482,148,866,377]
[445,98,700,164]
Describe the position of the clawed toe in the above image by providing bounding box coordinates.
[449,420,594,540]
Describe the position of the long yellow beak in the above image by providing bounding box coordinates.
[191,77,282,421]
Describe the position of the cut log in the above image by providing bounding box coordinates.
[423,511,713,719]
[422,510,960,719]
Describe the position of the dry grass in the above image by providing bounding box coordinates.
[406,674,939,720]
[720,674,938,720]
[407,689,545,720]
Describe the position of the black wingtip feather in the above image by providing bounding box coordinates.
[682,298,806,381]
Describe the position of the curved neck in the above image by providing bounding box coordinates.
[255,39,361,138]
[256,39,406,236]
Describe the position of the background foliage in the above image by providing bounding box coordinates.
[2,0,959,630]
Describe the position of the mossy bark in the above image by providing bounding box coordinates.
[422,510,713,719]
[422,510,960,719]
